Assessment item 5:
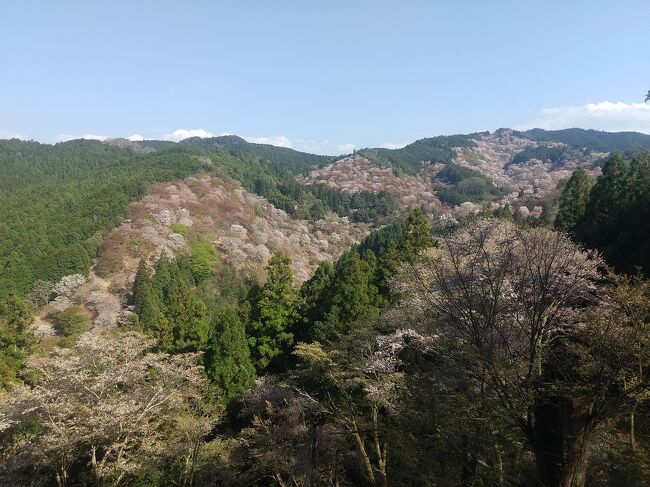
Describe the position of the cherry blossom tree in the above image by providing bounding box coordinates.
[0,332,217,486]
[392,220,618,486]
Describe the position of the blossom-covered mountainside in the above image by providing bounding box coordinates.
[33,175,369,334]
[2,127,650,487]
[300,128,650,219]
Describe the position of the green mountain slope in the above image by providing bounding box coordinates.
[515,128,650,152]
[178,135,333,173]
[357,135,477,175]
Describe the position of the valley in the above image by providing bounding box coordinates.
[2,128,650,486]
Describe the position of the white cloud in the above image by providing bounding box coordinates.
[55,133,110,142]
[381,141,409,150]
[336,143,356,154]
[164,128,215,142]
[519,101,650,134]
[294,138,330,154]
[127,134,144,142]
[244,135,293,148]
[0,129,25,140]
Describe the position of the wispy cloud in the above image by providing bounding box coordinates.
[164,128,215,142]
[336,143,356,154]
[127,134,144,142]
[0,129,25,140]
[294,138,330,154]
[244,135,293,148]
[519,101,650,134]
[55,133,110,142]
[381,141,409,150]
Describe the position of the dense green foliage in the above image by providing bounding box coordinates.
[433,162,502,205]
[3,131,650,485]
[246,252,300,370]
[356,223,404,257]
[358,135,476,175]
[52,306,91,346]
[132,210,432,374]
[554,167,593,231]
[0,139,398,298]
[298,209,433,343]
[205,306,256,399]
[565,153,650,276]
[0,293,34,388]
[132,251,256,396]
[508,144,569,166]
[0,140,213,296]
[179,135,332,173]
[213,152,398,223]
[516,128,650,152]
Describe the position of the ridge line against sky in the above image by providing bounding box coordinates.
[2,99,650,155]
[1,0,649,154]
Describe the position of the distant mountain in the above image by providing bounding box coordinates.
[514,128,650,152]
[349,128,650,175]
[178,135,332,173]
[356,135,477,175]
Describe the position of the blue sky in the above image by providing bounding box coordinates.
[1,0,649,154]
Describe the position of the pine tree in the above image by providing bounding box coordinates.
[554,167,592,232]
[131,259,150,308]
[166,279,210,352]
[205,307,255,399]
[297,260,335,342]
[329,250,378,326]
[248,252,299,369]
[0,292,35,387]
[131,260,174,349]
[580,155,630,227]
[376,239,402,305]
[574,153,650,275]
[399,208,433,262]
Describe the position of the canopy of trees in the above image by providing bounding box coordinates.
[358,135,476,175]
[2,133,650,486]
[434,162,503,205]
[557,153,650,276]
[515,128,650,152]
[0,139,399,299]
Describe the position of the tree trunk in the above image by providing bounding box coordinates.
[308,421,318,487]
[629,407,637,452]
[372,407,388,487]
[494,440,504,487]
[350,420,376,485]
[533,396,592,487]
[56,467,68,487]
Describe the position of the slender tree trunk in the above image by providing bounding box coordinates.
[91,445,100,483]
[629,406,637,452]
[372,407,388,487]
[494,440,504,487]
[308,421,318,487]
[533,396,591,487]
[56,467,68,487]
[274,473,289,487]
[350,420,376,485]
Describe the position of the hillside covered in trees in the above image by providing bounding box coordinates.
[1,133,650,487]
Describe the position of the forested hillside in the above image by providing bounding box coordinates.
[556,152,650,276]
[0,140,213,295]
[357,135,477,175]
[516,128,650,152]
[0,139,395,298]
[1,135,649,486]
